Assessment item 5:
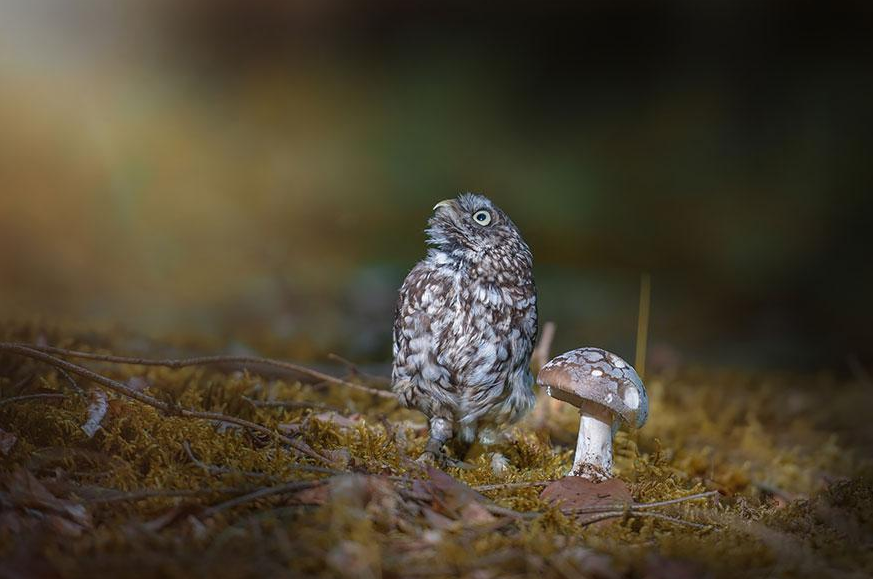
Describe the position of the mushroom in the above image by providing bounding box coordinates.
[537,347,648,481]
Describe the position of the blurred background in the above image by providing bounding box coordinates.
[1,0,871,371]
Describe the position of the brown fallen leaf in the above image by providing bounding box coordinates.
[426,467,482,507]
[540,477,632,514]
[422,468,499,526]
[3,468,92,535]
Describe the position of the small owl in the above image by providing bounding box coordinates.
[392,193,538,463]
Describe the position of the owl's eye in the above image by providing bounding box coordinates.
[472,210,492,226]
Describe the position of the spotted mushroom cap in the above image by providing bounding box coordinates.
[537,347,648,429]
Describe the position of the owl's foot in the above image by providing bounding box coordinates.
[416,417,453,466]
[418,417,457,467]
[415,449,473,469]
[415,449,441,466]
[417,428,448,466]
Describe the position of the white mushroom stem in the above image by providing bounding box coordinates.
[570,404,617,480]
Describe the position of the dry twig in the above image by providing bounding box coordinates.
[0,393,67,406]
[559,489,720,529]
[564,489,720,515]
[482,503,539,520]
[473,480,552,492]
[579,509,712,529]
[182,441,286,482]
[327,353,391,386]
[24,343,395,398]
[203,479,326,516]
[629,490,720,510]
[56,367,84,394]
[242,395,345,413]
[79,486,259,503]
[9,373,33,394]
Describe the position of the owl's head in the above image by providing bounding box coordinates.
[426,193,528,256]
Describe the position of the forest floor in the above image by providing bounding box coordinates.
[1,322,872,579]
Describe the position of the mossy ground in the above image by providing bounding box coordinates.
[1,323,871,578]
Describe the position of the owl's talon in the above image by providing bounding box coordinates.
[444,457,476,470]
[416,451,474,469]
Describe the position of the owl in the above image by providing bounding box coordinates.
[392,193,538,463]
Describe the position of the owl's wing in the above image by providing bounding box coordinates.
[392,264,420,360]
[513,279,539,358]
[392,261,435,374]
[392,262,461,414]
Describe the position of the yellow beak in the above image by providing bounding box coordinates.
[432,199,454,211]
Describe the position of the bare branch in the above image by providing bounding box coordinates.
[24,343,395,399]
[183,440,228,475]
[0,393,67,406]
[629,490,720,510]
[579,509,713,530]
[203,480,326,516]
[327,353,391,386]
[482,503,539,520]
[242,395,345,413]
[80,486,259,503]
[564,489,720,515]
[182,441,284,482]
[56,367,84,395]
[287,464,349,476]
[473,480,552,492]
[10,373,33,393]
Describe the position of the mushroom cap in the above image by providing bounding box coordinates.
[537,347,648,429]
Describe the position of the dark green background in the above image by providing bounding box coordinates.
[1,1,871,370]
